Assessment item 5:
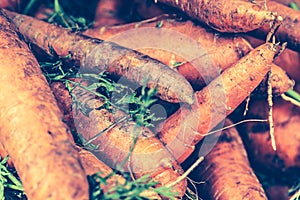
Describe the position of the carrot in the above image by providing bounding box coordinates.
[244,34,300,82]
[187,119,267,200]
[156,42,278,163]
[0,9,89,200]
[77,146,162,199]
[240,97,300,174]
[6,11,194,105]
[75,146,129,195]
[50,81,187,198]
[253,1,300,53]
[93,0,133,27]
[155,0,276,32]
[84,18,294,94]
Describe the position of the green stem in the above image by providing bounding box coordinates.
[23,0,39,14]
[3,183,24,192]
[290,2,300,11]
[286,89,300,102]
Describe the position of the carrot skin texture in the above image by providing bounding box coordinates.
[50,82,187,198]
[190,119,267,200]
[254,1,300,53]
[0,9,89,200]
[156,0,276,32]
[6,11,194,105]
[84,19,293,94]
[241,98,300,173]
[75,146,129,194]
[156,43,277,163]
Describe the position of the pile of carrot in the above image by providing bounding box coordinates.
[0,0,299,199]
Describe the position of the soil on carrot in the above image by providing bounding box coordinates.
[0,0,300,199]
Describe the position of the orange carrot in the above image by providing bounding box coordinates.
[77,146,162,199]
[155,0,276,32]
[6,10,194,104]
[75,146,126,190]
[50,81,187,198]
[253,1,300,52]
[244,34,300,82]
[188,119,267,200]
[0,9,89,200]
[156,42,278,163]
[84,18,294,94]
[241,97,300,173]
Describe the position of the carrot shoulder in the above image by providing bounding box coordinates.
[6,10,194,105]
[0,9,89,200]
[156,42,277,163]
[155,0,276,32]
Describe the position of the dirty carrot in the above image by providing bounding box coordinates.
[253,1,300,53]
[0,9,89,200]
[241,97,300,173]
[156,42,278,163]
[155,0,276,32]
[84,18,294,94]
[50,81,187,198]
[190,119,268,200]
[244,34,300,82]
[75,146,126,192]
[6,10,194,104]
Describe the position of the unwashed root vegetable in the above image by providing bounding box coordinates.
[50,81,187,198]
[84,17,294,95]
[241,97,300,174]
[188,119,267,200]
[253,1,300,53]
[6,10,194,105]
[0,9,89,200]
[156,41,278,163]
[76,146,128,195]
[77,146,162,199]
[243,34,300,82]
[154,0,276,32]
